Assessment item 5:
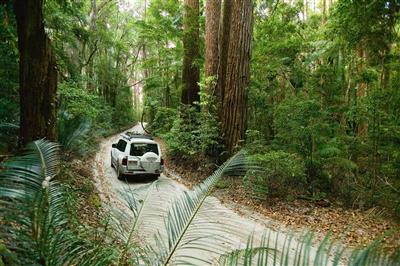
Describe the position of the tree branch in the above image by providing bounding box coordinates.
[82,40,98,67]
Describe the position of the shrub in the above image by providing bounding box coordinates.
[245,150,306,200]
[149,107,177,136]
[164,105,220,160]
[58,81,103,121]
[113,86,136,128]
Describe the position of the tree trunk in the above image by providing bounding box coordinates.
[356,43,368,136]
[142,0,150,81]
[217,0,233,113]
[221,0,253,152]
[181,0,200,105]
[85,0,97,92]
[165,85,171,107]
[205,0,221,87]
[14,0,58,146]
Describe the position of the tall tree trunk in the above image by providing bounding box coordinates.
[14,0,58,146]
[86,0,97,92]
[221,0,253,152]
[356,43,368,136]
[218,0,233,114]
[142,0,150,80]
[303,0,308,20]
[380,48,390,91]
[181,0,200,105]
[165,85,171,107]
[205,0,221,90]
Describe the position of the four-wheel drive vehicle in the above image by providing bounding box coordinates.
[111,132,164,179]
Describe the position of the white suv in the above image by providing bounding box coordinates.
[111,132,164,180]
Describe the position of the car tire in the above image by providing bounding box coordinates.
[117,165,123,180]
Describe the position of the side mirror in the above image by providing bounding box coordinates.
[112,144,117,148]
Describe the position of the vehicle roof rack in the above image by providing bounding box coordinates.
[122,131,154,140]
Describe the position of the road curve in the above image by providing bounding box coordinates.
[92,124,341,265]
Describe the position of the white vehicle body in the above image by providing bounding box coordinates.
[111,133,164,179]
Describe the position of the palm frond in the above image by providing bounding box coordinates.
[0,140,116,266]
[111,178,187,244]
[217,232,276,266]
[0,122,19,131]
[58,111,91,151]
[145,151,259,265]
[214,228,400,266]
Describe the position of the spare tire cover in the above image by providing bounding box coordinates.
[140,152,159,172]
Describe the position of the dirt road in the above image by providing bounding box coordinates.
[92,125,340,265]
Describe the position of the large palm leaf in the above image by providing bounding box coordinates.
[0,139,116,265]
[142,151,258,265]
[216,232,399,266]
[111,178,188,264]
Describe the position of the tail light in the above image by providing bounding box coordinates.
[122,157,128,166]
[160,158,164,165]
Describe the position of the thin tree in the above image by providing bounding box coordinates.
[181,0,200,105]
[14,0,58,146]
[221,0,254,152]
[356,42,368,137]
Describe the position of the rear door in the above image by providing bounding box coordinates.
[128,143,159,171]
[112,139,127,164]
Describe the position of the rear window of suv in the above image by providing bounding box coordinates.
[130,143,159,156]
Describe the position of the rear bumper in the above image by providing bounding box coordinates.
[120,165,163,176]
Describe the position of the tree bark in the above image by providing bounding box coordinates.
[356,43,368,136]
[142,0,150,81]
[14,0,58,146]
[217,0,233,112]
[205,0,221,84]
[221,0,253,152]
[181,0,200,105]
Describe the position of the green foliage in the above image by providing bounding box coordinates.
[58,111,90,156]
[58,81,136,156]
[113,86,137,128]
[273,96,323,156]
[217,231,399,266]
[136,151,253,265]
[149,107,177,135]
[164,106,220,159]
[0,6,19,153]
[46,0,138,139]
[58,81,104,121]
[0,241,17,266]
[245,150,306,200]
[0,140,117,265]
[246,0,400,216]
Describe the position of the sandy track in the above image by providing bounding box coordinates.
[92,125,341,265]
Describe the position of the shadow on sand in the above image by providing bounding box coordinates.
[119,174,158,184]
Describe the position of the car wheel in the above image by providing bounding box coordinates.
[117,165,123,180]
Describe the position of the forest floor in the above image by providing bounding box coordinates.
[91,124,349,265]
[165,154,400,255]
